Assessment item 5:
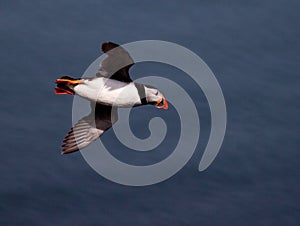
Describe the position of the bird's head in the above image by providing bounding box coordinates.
[144,85,168,110]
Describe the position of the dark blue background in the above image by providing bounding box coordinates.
[1,0,299,225]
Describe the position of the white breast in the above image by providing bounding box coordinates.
[74,78,141,107]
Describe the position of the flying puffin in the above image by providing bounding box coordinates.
[55,42,168,154]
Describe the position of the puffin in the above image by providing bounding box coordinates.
[55,42,168,154]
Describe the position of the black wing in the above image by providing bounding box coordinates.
[61,103,118,154]
[96,42,134,83]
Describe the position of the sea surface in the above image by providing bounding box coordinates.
[0,0,299,225]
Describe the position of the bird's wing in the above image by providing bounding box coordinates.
[61,103,118,154]
[96,42,134,83]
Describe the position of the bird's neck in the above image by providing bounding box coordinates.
[133,83,148,106]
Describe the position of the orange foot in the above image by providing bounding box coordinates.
[56,78,83,85]
[55,87,75,95]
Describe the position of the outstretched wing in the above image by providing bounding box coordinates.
[96,42,134,83]
[61,103,118,154]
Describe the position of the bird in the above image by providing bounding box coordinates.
[55,42,168,154]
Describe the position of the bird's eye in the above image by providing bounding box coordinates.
[155,91,159,95]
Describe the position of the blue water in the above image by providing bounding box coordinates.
[1,0,300,225]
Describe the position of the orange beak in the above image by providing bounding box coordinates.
[155,97,168,110]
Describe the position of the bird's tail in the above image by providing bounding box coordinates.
[55,76,82,95]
